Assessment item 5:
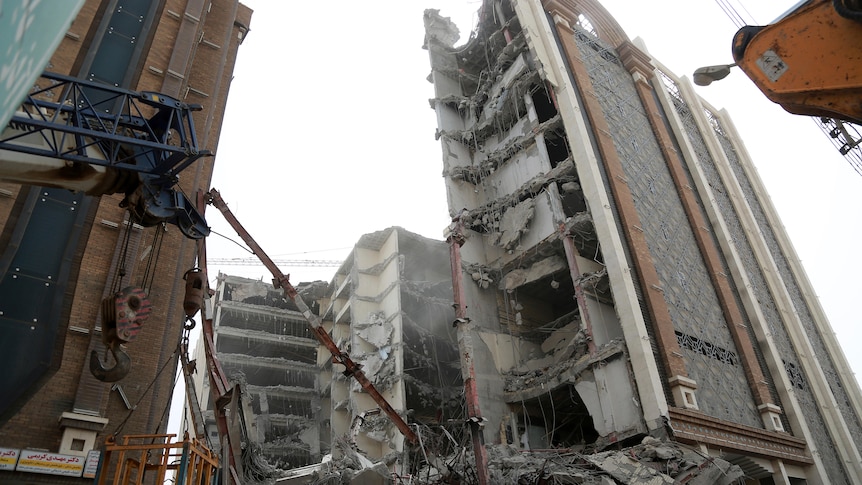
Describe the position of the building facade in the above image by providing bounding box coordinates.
[0,1,250,482]
[424,0,862,483]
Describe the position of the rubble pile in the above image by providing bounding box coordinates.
[309,437,393,485]
[296,436,743,485]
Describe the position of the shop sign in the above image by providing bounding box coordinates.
[0,448,18,471]
[82,450,101,479]
[15,450,84,477]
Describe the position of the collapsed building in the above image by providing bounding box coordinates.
[186,274,329,470]
[414,0,862,483]
[319,227,462,461]
[187,1,862,482]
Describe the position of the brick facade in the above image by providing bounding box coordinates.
[0,1,251,482]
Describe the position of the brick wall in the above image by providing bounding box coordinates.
[0,1,252,476]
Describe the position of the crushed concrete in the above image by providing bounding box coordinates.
[504,340,623,398]
[500,255,567,290]
[309,437,391,485]
[423,9,460,48]
[354,312,393,349]
[298,435,743,484]
[352,350,398,391]
[438,438,742,484]
[540,321,586,360]
[453,153,576,239]
[470,269,495,289]
[494,198,535,249]
[297,281,330,303]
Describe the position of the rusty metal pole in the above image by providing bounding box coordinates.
[546,184,597,356]
[447,217,491,485]
[558,224,597,356]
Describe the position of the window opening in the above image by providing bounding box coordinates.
[71,438,86,451]
[532,85,558,123]
[576,13,598,37]
[511,384,598,448]
[544,130,570,168]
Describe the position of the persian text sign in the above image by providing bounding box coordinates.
[16,450,84,477]
[0,448,18,470]
[82,450,101,479]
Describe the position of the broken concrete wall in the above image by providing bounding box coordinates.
[575,361,642,439]
[322,227,467,467]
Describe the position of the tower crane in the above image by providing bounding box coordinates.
[1,72,210,238]
[0,72,213,385]
[207,258,342,267]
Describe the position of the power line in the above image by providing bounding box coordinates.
[208,258,343,267]
[713,0,757,29]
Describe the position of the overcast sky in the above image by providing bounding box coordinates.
[170,0,862,436]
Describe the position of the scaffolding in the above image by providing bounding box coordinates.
[93,434,218,485]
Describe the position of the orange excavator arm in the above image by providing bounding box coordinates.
[731,0,862,124]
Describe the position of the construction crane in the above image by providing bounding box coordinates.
[0,71,229,483]
[0,69,417,484]
[206,189,419,446]
[0,72,213,385]
[1,71,210,239]
[208,257,342,267]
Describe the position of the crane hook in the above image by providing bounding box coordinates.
[90,341,131,382]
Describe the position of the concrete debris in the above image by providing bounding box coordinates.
[454,154,576,237]
[501,255,567,290]
[354,312,393,349]
[242,441,282,484]
[226,280,270,302]
[585,451,674,484]
[565,212,596,242]
[351,312,400,390]
[470,268,495,289]
[405,437,743,485]
[297,281,330,303]
[444,114,565,186]
[540,321,586,361]
[353,350,397,391]
[504,341,623,397]
[494,198,535,250]
[587,436,744,485]
[310,437,390,485]
[574,268,608,288]
[356,413,397,444]
[423,9,460,48]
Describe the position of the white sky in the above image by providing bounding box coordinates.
[169,0,862,436]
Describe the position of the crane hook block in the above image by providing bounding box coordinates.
[90,342,131,382]
[90,287,152,382]
[183,268,206,318]
[102,286,151,345]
